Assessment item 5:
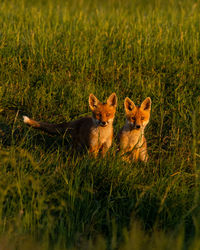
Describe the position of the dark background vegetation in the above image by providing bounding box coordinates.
[0,0,200,249]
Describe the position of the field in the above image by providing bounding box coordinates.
[0,0,200,249]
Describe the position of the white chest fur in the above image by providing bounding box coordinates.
[90,124,113,146]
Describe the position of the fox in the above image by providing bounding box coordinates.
[23,93,117,157]
[118,97,151,162]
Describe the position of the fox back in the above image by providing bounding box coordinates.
[118,97,151,162]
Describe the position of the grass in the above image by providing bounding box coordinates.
[0,0,200,249]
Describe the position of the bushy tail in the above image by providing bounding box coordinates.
[23,116,70,136]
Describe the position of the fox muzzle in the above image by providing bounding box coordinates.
[129,122,142,130]
[93,119,108,127]
[99,121,109,127]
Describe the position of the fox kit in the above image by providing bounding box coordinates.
[118,97,151,162]
[23,93,117,157]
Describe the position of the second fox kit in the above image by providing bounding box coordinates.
[23,93,117,157]
[118,97,151,162]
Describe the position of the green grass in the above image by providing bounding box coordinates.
[0,0,200,249]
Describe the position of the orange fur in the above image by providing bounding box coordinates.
[23,93,117,157]
[118,97,151,162]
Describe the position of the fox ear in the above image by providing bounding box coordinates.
[141,97,151,111]
[124,97,135,111]
[107,93,117,107]
[89,94,99,110]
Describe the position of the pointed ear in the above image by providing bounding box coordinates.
[141,97,151,111]
[107,93,117,108]
[124,97,136,112]
[89,94,99,110]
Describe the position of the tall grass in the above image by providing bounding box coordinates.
[0,0,200,249]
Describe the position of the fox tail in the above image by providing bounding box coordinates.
[23,116,69,136]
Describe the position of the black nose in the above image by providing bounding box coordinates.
[101,121,106,126]
[136,125,141,129]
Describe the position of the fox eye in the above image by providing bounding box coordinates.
[132,117,136,121]
[141,117,144,120]
[106,113,111,117]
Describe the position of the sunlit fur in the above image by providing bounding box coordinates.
[118,97,151,162]
[24,93,117,158]
[91,103,116,127]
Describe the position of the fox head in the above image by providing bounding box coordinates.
[89,93,117,127]
[124,97,151,131]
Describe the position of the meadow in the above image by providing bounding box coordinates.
[0,0,200,249]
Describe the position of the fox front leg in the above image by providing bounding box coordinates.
[139,139,148,162]
[89,146,99,158]
[101,136,112,157]
[139,148,148,162]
